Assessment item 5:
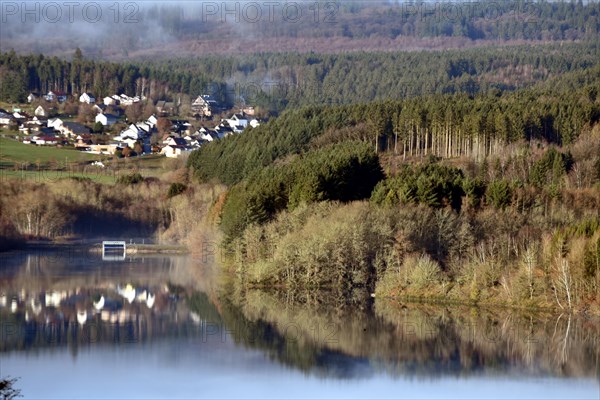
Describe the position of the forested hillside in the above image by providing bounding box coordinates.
[2,1,599,57]
[186,54,600,312]
[2,42,600,112]
[189,63,600,185]
[140,0,600,43]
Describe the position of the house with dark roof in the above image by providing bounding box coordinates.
[191,95,219,117]
[79,93,96,104]
[92,104,107,113]
[45,91,67,103]
[0,111,15,125]
[95,113,118,126]
[156,100,175,116]
[61,121,91,137]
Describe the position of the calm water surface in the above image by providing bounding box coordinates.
[0,248,598,399]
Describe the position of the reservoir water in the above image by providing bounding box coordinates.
[1,248,598,399]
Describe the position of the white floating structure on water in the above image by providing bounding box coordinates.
[102,241,126,261]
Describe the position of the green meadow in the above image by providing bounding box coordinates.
[0,138,174,184]
[0,137,100,166]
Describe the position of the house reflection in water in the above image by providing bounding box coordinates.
[0,281,204,352]
[0,249,201,348]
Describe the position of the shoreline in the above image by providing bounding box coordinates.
[1,240,189,255]
[3,241,598,316]
[374,295,598,317]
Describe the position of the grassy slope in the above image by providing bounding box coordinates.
[0,138,175,183]
[0,138,99,166]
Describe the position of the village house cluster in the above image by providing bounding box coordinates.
[0,91,261,159]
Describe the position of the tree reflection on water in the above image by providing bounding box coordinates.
[0,250,598,381]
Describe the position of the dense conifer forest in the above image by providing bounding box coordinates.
[2,42,600,110]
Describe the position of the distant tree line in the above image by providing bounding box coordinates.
[2,1,599,58]
[2,41,600,111]
[148,1,600,42]
[148,41,600,110]
[0,49,225,104]
[188,63,600,186]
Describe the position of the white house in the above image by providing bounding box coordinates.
[86,144,119,155]
[242,106,255,116]
[47,117,64,130]
[214,124,233,138]
[136,122,152,133]
[224,113,260,132]
[26,117,43,128]
[120,137,139,149]
[147,115,158,126]
[199,130,217,142]
[79,93,96,104]
[161,144,187,158]
[119,94,140,106]
[34,105,48,117]
[165,137,187,147]
[225,113,249,131]
[184,136,201,148]
[95,113,118,126]
[21,120,43,133]
[117,124,146,141]
[27,93,38,103]
[103,96,118,106]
